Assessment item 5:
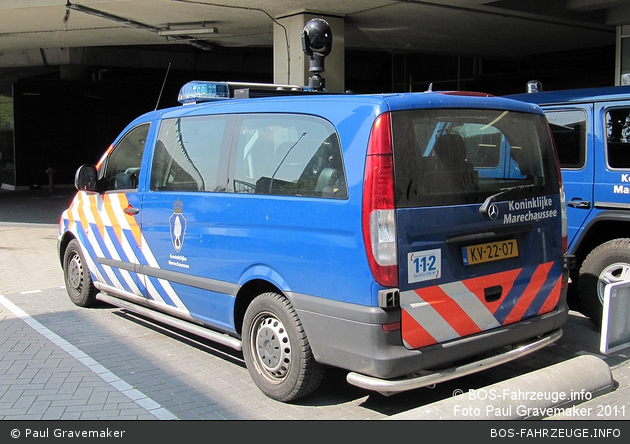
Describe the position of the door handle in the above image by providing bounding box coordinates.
[124,205,140,215]
[567,199,591,209]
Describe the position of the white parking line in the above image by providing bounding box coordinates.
[0,294,178,420]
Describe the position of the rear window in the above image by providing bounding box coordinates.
[391,109,557,207]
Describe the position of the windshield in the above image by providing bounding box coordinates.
[391,108,557,207]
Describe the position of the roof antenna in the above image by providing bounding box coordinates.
[155,62,172,110]
[425,83,433,93]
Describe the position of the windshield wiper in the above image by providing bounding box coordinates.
[479,183,536,216]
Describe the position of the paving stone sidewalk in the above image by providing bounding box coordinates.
[0,296,164,420]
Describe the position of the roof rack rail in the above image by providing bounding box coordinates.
[226,81,305,92]
[227,81,309,99]
[178,80,328,104]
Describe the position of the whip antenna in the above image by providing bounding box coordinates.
[155,62,172,110]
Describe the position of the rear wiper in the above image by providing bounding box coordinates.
[479,183,536,216]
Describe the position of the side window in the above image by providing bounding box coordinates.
[230,114,347,199]
[545,109,587,169]
[102,124,149,191]
[605,108,630,169]
[151,115,232,192]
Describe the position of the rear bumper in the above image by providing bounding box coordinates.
[289,285,568,392]
[346,328,562,395]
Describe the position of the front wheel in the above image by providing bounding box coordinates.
[578,238,630,327]
[242,292,324,402]
[63,239,97,307]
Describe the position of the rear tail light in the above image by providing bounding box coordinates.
[547,120,570,289]
[362,112,398,287]
[560,184,568,254]
[559,183,570,290]
[370,210,397,264]
[547,121,568,254]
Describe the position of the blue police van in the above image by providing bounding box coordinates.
[57,18,569,403]
[509,83,630,327]
[57,80,570,402]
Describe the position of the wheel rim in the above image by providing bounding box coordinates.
[597,262,630,304]
[67,251,84,293]
[249,311,292,384]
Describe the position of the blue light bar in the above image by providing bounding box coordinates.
[178,81,230,104]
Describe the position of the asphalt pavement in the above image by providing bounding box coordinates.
[1,186,629,423]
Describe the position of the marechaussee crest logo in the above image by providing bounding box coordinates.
[169,198,187,252]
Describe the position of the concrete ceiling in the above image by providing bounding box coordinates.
[0,0,629,62]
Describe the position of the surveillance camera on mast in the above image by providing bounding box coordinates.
[302,18,332,91]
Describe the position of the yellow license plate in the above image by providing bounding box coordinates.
[462,239,518,266]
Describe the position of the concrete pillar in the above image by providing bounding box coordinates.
[273,13,345,93]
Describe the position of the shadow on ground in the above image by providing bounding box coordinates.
[0,187,76,225]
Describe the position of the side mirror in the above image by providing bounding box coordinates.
[75,164,98,192]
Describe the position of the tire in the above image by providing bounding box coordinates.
[242,292,325,402]
[63,239,97,307]
[577,238,630,327]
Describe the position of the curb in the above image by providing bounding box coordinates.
[387,355,615,420]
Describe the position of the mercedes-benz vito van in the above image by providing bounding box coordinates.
[59,80,569,402]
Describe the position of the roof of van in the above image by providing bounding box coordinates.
[506,85,630,106]
[153,90,543,121]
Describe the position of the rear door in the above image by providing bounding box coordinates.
[543,106,593,251]
[391,108,564,349]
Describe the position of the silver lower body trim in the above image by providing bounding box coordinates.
[95,292,242,351]
[346,328,562,395]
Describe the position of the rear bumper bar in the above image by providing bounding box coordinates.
[345,328,562,395]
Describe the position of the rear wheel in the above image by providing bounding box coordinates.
[242,292,324,402]
[578,238,630,327]
[63,239,97,307]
